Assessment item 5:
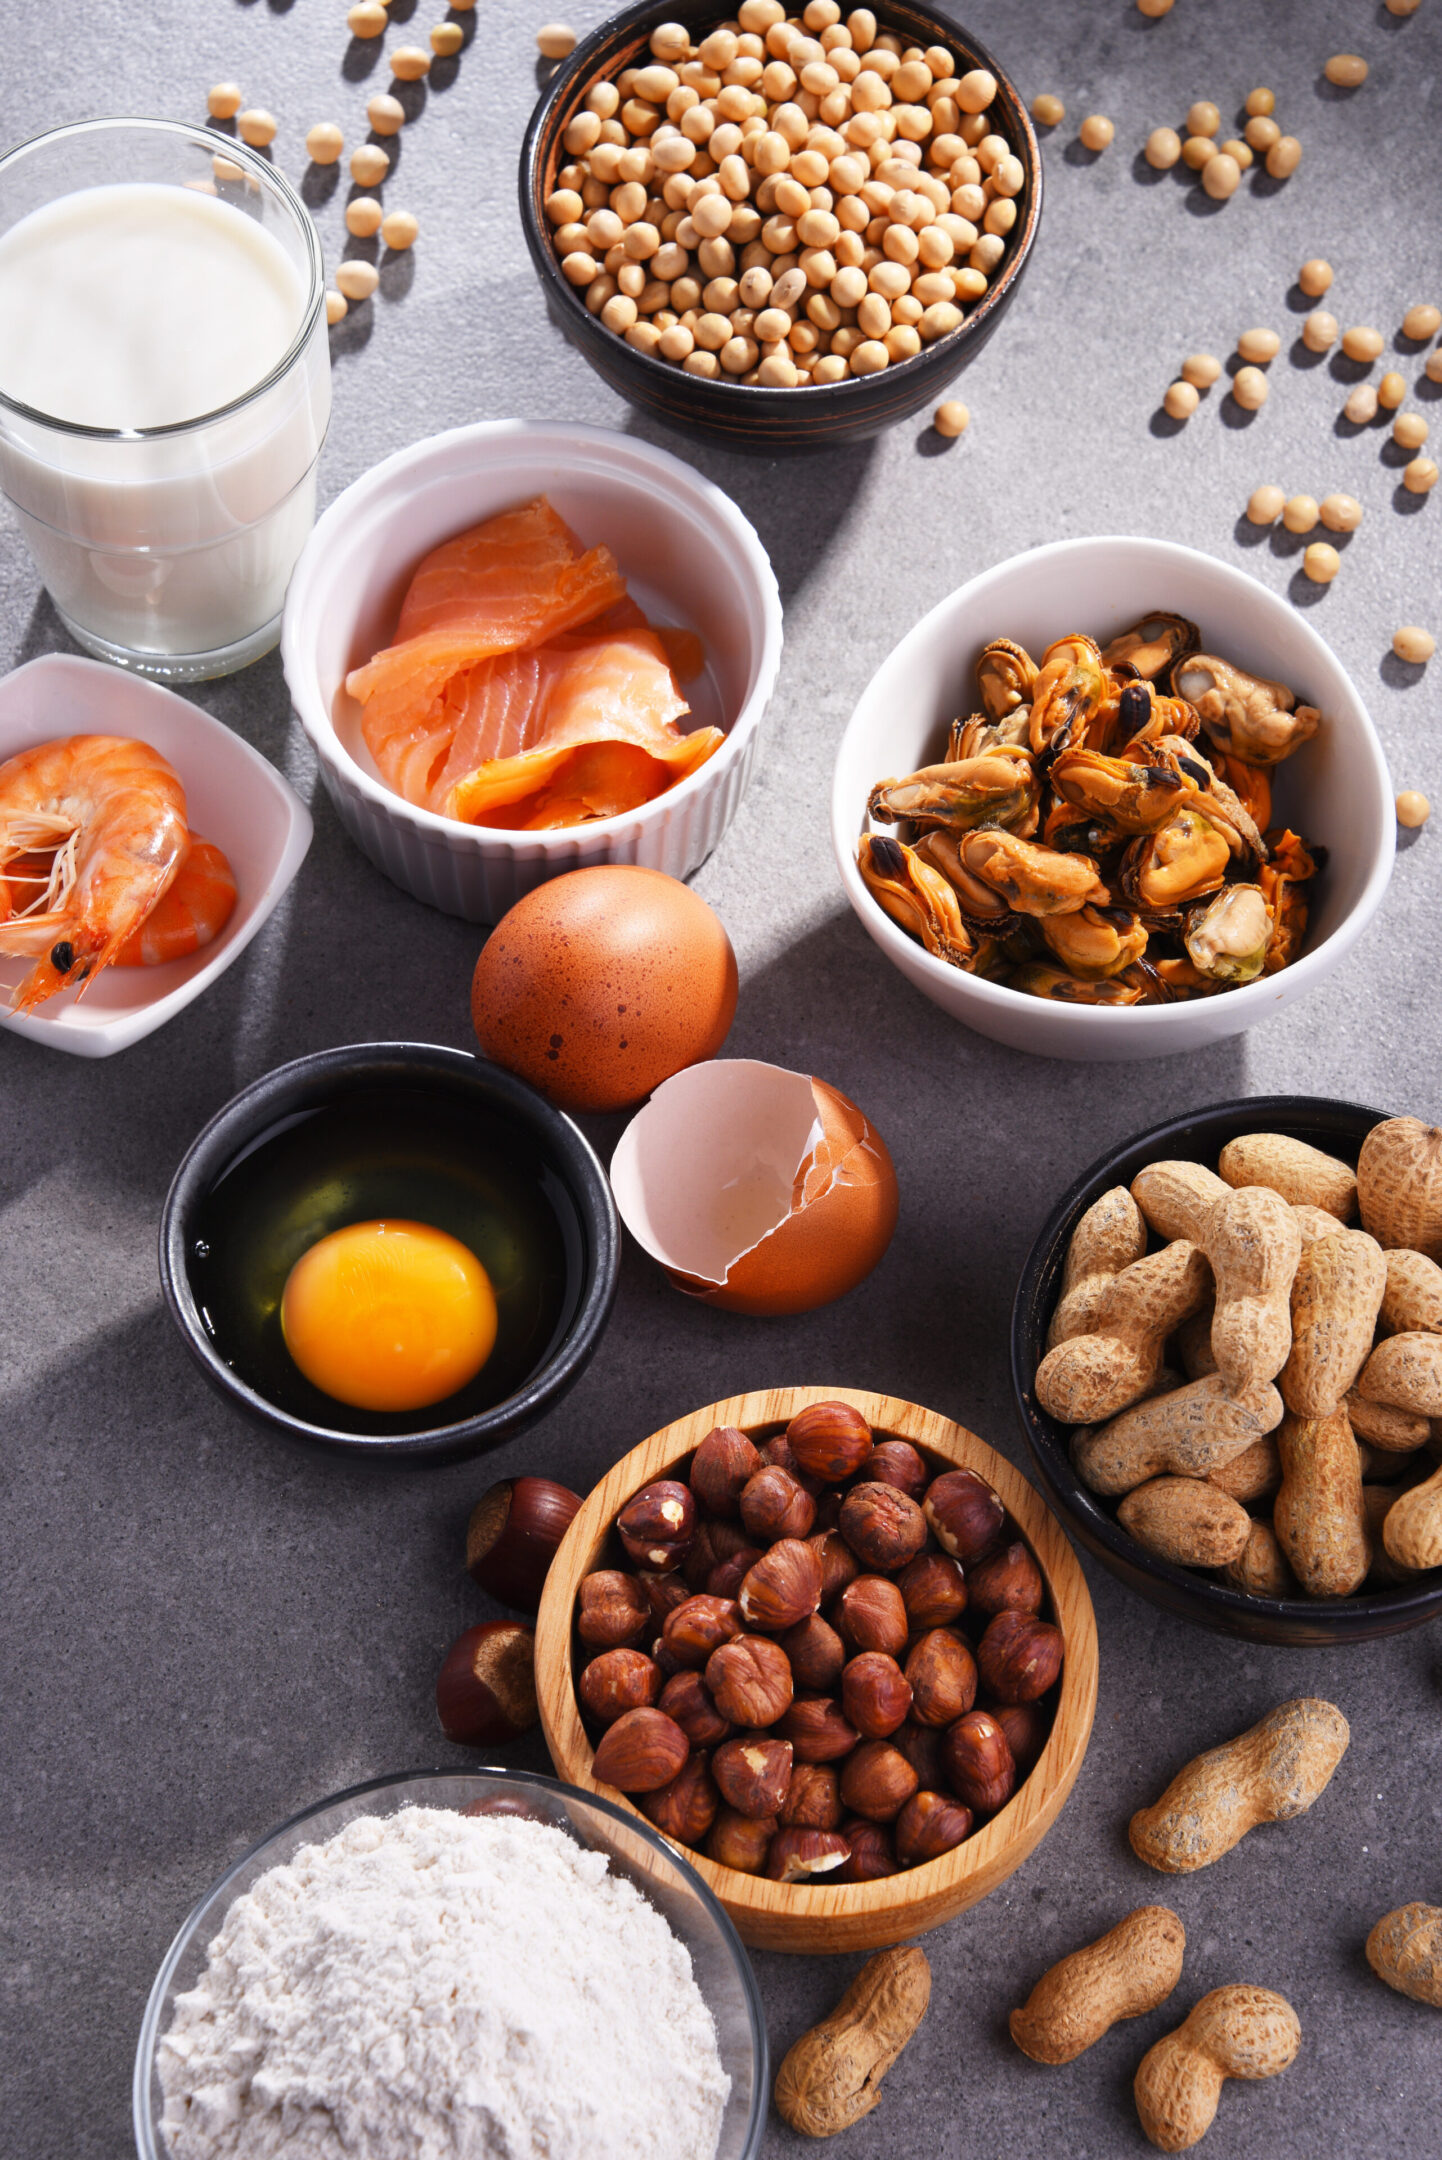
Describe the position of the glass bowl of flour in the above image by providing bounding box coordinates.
[134,1767,767,2160]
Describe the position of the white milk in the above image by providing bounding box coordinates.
[0,176,330,672]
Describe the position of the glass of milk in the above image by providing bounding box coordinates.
[0,119,331,679]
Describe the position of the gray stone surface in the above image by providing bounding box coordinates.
[2,1,1440,2155]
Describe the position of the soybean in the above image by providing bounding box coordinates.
[1238,327,1280,363]
[1303,542,1341,583]
[1402,303,1441,341]
[1403,457,1439,494]
[391,46,432,80]
[306,123,344,166]
[237,109,277,147]
[431,23,464,57]
[207,83,243,120]
[1145,127,1182,170]
[537,24,577,59]
[1247,484,1286,525]
[1164,380,1199,420]
[1396,791,1431,828]
[1181,352,1222,388]
[1266,136,1302,178]
[1031,94,1065,127]
[346,197,384,237]
[325,289,348,326]
[382,209,420,250]
[1245,88,1276,117]
[1283,495,1320,534]
[1187,101,1222,137]
[351,144,390,185]
[1232,366,1268,410]
[1319,494,1363,532]
[335,259,380,301]
[1379,371,1407,410]
[1393,628,1436,665]
[1298,259,1334,297]
[934,398,970,436]
[1079,115,1114,151]
[1345,385,1378,424]
[1324,54,1368,88]
[1302,311,1338,353]
[347,2,387,36]
[367,93,406,135]
[1342,324,1384,363]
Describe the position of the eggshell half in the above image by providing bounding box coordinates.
[471,865,737,1113]
[610,1058,898,1316]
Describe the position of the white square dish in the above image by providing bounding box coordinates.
[0,654,312,1057]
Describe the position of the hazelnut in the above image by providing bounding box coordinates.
[923,1469,1007,1565]
[759,1435,824,1496]
[835,1817,898,1881]
[705,1634,795,1726]
[738,1538,823,1630]
[465,1475,581,1611]
[894,1788,974,1866]
[778,1614,847,1692]
[807,1529,861,1602]
[689,1425,763,1516]
[640,1752,719,1845]
[617,1479,696,1571]
[577,1569,649,1649]
[838,1482,928,1572]
[966,1539,1044,1618]
[904,1628,979,1729]
[662,1593,744,1669]
[778,1694,860,1763]
[835,1574,909,1658]
[766,1826,851,1881]
[992,1700,1048,1776]
[591,1706,690,1792]
[637,1569,692,1628]
[706,1548,764,1601]
[435,1620,537,1745]
[713,1732,794,1817]
[977,1611,1064,1704]
[867,1439,929,1500]
[896,1553,968,1632]
[943,1708,1017,1814]
[891,1718,945,1790]
[707,1806,777,1874]
[839,1738,920,1822]
[779,1761,843,1830]
[658,1668,733,1749]
[785,1399,874,1482]
[841,1651,914,1739]
[578,1647,661,1724]
[740,1465,817,1544]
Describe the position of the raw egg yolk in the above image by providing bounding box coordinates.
[280,1220,497,1413]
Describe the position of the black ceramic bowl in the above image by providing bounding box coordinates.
[159,1044,620,1465]
[519,0,1041,450]
[1012,1095,1442,1647]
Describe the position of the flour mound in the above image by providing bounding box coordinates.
[157,1805,730,2160]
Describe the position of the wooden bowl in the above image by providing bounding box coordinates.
[536,1385,1098,1954]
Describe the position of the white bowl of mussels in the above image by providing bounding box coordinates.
[832,536,1395,1062]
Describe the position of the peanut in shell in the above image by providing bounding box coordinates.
[1010,1906,1185,2065]
[1203,1185,1302,1396]
[1357,1116,1442,1259]
[1379,1246,1442,1336]
[1073,1372,1280,1495]
[1133,1985,1300,2151]
[1131,1159,1229,1243]
[1048,1184,1148,1348]
[1356,1331,1442,1417]
[1208,1431,1281,1503]
[1345,1387,1431,1451]
[1222,1519,1297,1598]
[1280,1229,1386,1416]
[1272,1407,1370,1596]
[1366,1903,1442,2009]
[1118,1477,1251,1567]
[1035,1240,1210,1424]
[1129,1696,1349,1873]
[773,1944,931,2136]
[1218,1132,1357,1219]
[1381,1460,1442,1570]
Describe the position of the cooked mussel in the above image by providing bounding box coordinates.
[958,827,1110,915]
[976,636,1039,720]
[948,710,1033,760]
[1213,751,1272,831]
[1171,653,1321,766]
[1258,829,1320,973]
[1120,806,1233,909]
[1028,635,1108,756]
[1050,746,1187,834]
[912,828,1015,921]
[857,834,975,966]
[1100,611,1199,681]
[1152,736,1267,863]
[1181,883,1273,984]
[1040,903,1150,980]
[1008,962,1151,1006]
[868,747,1037,832]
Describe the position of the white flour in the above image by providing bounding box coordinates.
[156,1805,731,2160]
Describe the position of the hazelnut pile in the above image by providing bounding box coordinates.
[543,3,1026,389]
[572,1403,1065,1884]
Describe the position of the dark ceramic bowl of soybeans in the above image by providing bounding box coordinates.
[519,0,1041,450]
[159,1043,620,1465]
[1011,1095,1442,1647]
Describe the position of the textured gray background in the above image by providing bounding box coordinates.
[2,1,1440,2155]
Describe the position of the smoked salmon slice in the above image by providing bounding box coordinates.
[346,494,723,830]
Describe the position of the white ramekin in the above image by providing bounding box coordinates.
[832,536,1395,1062]
[282,420,783,921]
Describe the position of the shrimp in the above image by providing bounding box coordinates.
[114,836,237,965]
[0,734,188,1010]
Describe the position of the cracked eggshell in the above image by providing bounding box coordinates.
[470,865,737,1113]
[610,1058,898,1315]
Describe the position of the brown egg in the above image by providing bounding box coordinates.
[471,867,737,1112]
[610,1061,900,1316]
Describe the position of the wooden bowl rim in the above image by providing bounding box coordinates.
[536,1385,1099,1931]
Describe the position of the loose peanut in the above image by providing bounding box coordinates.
[1009,1907,1185,2065]
[1035,1241,1210,1423]
[1345,1388,1431,1452]
[1358,1118,1442,1258]
[1366,1903,1442,2008]
[1280,1230,1386,1415]
[1204,1186,1302,1400]
[1218,1133,1357,1219]
[1380,1247,1442,1335]
[1208,1432,1281,1502]
[1357,1332,1442,1417]
[1132,1160,1229,1243]
[1222,1520,1296,1597]
[1382,1459,1442,1569]
[1118,1478,1251,1567]
[1134,1986,1300,2151]
[1047,1185,1149,1347]
[774,1945,931,2136]
[1129,1697,1349,1873]
[1074,1374,1279,1495]
[1272,1407,1370,1596]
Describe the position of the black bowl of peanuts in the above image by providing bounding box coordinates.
[519,0,1041,448]
[1011,1096,1442,1647]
